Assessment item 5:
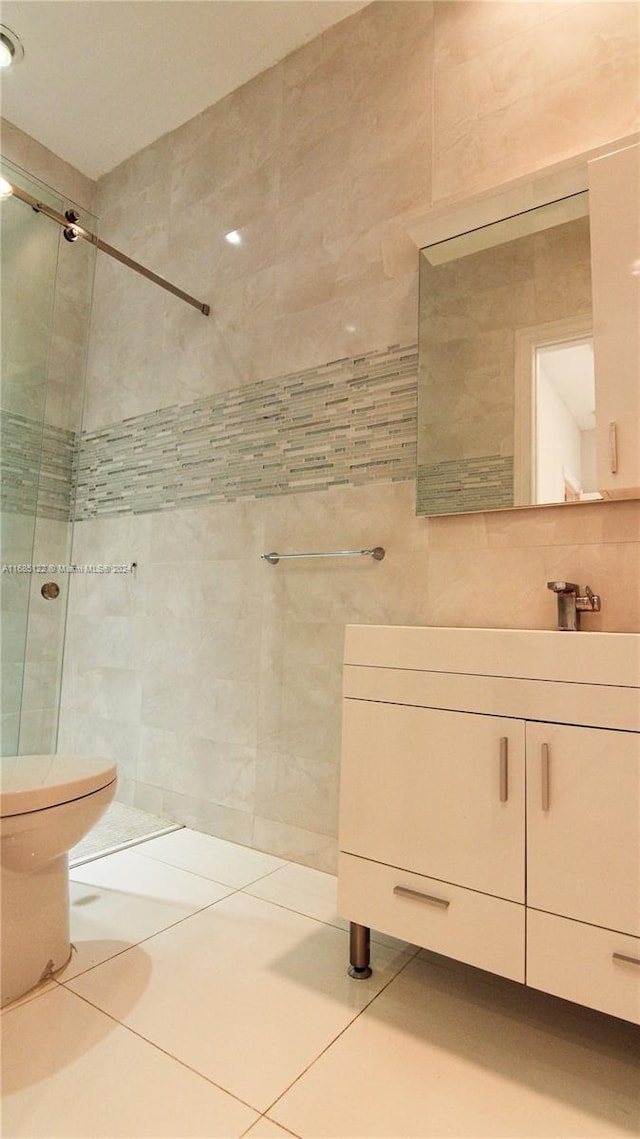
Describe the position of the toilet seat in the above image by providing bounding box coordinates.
[0,755,117,818]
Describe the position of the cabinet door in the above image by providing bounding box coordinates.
[339,700,525,903]
[589,143,640,497]
[526,722,640,935]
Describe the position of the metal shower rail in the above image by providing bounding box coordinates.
[261,547,385,565]
[7,181,210,316]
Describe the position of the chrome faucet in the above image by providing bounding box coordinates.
[547,581,601,631]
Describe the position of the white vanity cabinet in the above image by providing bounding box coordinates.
[338,626,640,1024]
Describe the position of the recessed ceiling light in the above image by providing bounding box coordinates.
[0,25,24,68]
[225,230,242,246]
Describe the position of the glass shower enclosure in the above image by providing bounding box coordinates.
[0,157,97,756]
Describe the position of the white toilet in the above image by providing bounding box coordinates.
[0,754,117,1007]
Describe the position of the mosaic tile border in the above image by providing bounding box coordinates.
[0,411,76,521]
[417,455,514,515]
[74,343,418,519]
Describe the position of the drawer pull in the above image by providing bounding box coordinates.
[393,885,450,910]
[541,743,550,811]
[499,737,508,802]
[613,952,640,968]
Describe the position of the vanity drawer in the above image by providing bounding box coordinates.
[338,852,525,982]
[527,909,640,1024]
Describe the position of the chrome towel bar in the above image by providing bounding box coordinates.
[261,547,385,565]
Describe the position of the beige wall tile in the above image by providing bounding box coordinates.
[149,787,255,846]
[137,727,257,814]
[255,750,340,837]
[140,668,258,746]
[426,532,640,633]
[434,2,576,69]
[56,711,141,782]
[433,0,639,200]
[531,2,639,92]
[252,816,339,873]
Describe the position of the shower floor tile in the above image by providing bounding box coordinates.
[69,801,177,864]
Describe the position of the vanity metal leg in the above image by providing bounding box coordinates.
[348,921,372,979]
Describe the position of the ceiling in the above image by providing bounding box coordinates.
[0,0,369,180]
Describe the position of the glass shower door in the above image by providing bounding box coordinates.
[0,158,97,755]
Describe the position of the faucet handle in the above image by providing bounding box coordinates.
[547,581,579,594]
[577,586,601,613]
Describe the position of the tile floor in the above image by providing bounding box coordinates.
[2,829,639,1138]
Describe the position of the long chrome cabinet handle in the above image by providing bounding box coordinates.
[609,421,618,475]
[393,886,450,910]
[499,737,509,802]
[541,743,550,811]
[613,952,640,967]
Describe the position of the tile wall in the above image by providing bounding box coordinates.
[2,1,639,867]
[416,454,514,515]
[74,344,417,518]
[1,415,76,520]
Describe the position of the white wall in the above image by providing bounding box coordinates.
[536,366,582,503]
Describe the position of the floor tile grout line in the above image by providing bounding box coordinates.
[69,868,240,901]
[262,948,419,1122]
[52,982,266,1121]
[129,846,291,889]
[59,873,415,1126]
[237,860,298,888]
[73,836,316,903]
[7,840,420,1129]
[243,897,348,934]
[69,843,414,983]
[239,1113,303,1139]
[7,899,378,1123]
[61,878,349,987]
[240,886,417,953]
[60,885,251,983]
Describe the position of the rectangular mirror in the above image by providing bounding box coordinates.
[417,190,598,516]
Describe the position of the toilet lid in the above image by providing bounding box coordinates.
[0,755,117,817]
